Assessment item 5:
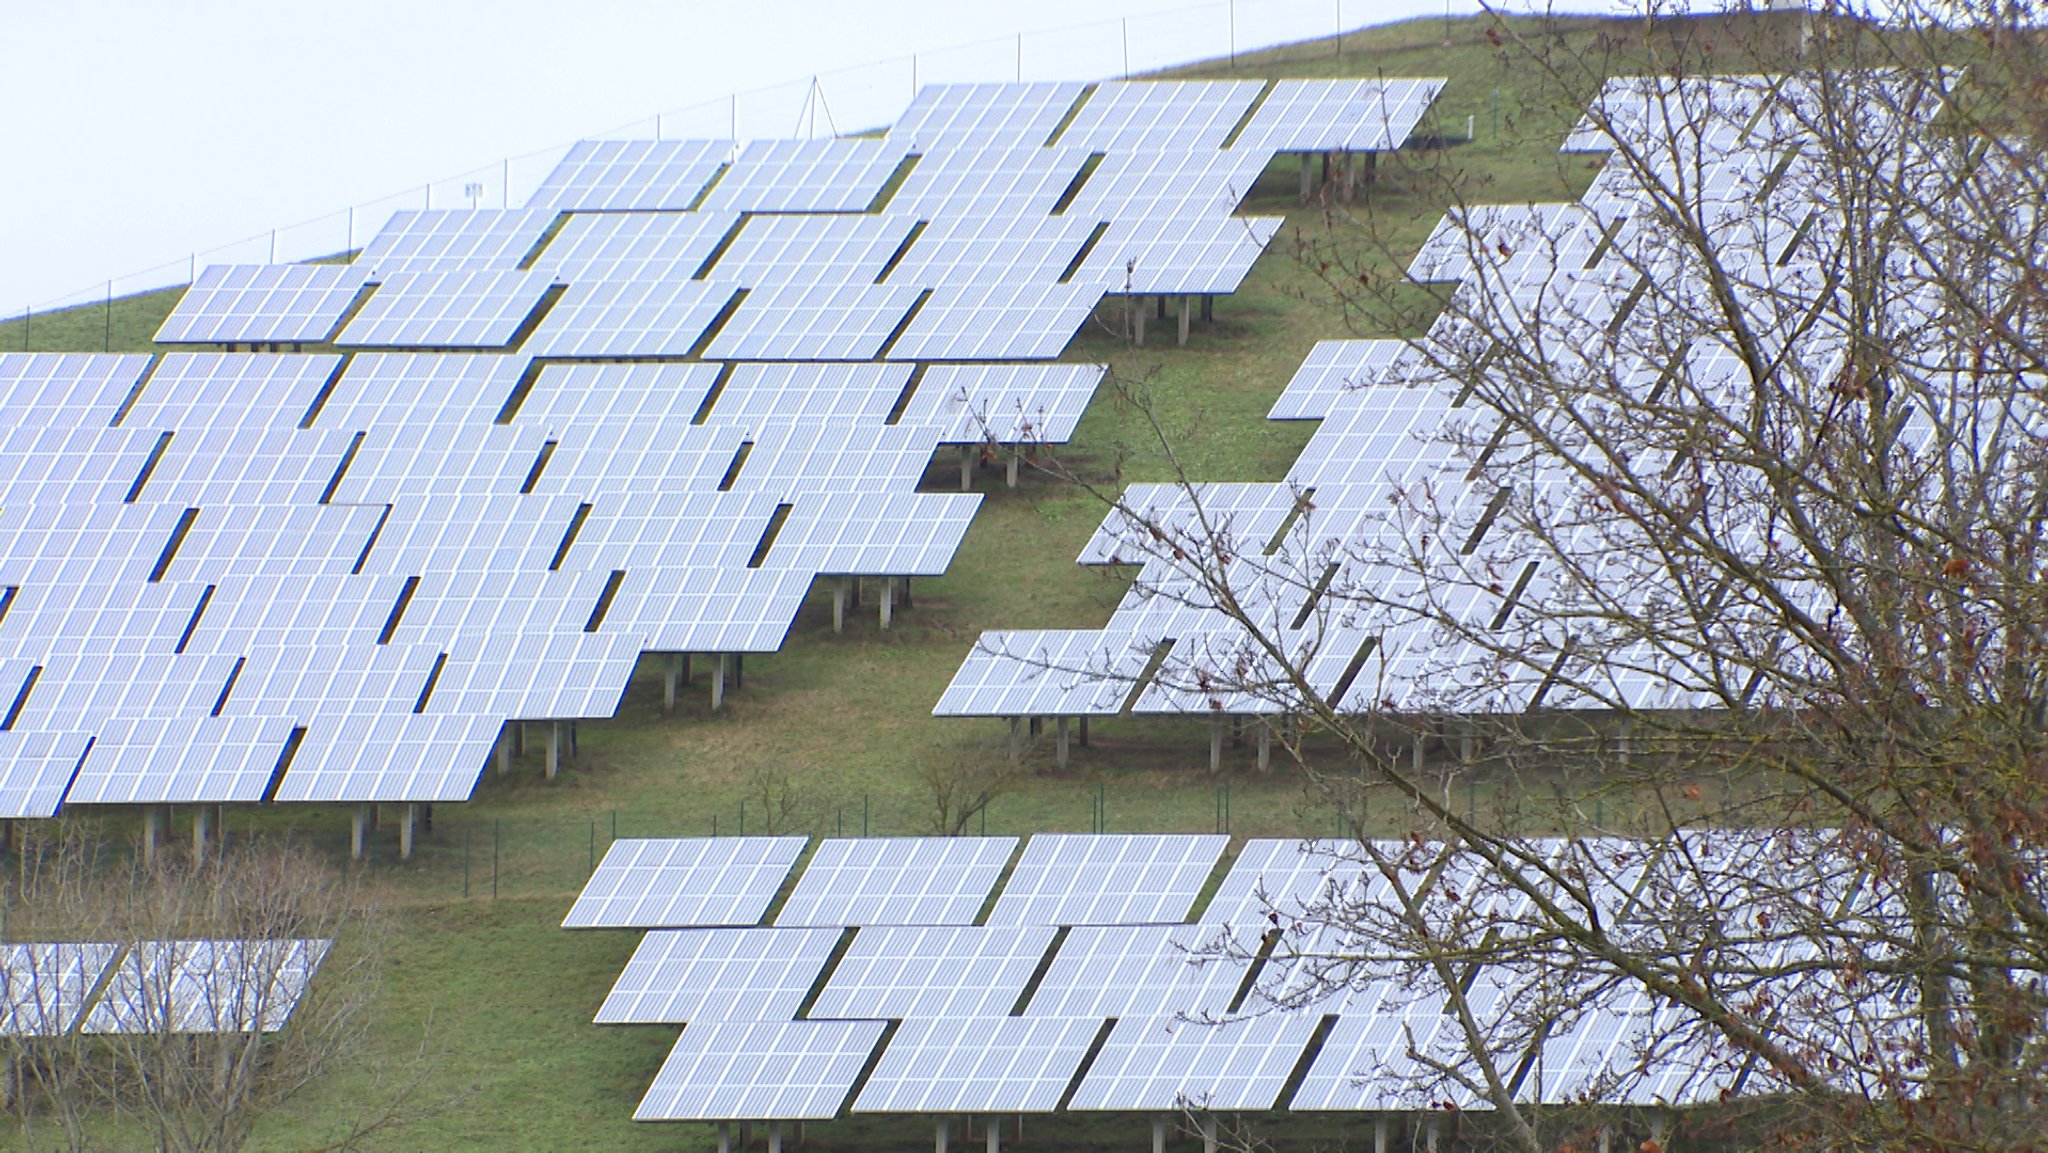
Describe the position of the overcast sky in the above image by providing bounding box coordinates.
[0,0,1504,314]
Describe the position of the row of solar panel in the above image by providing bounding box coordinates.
[938,75,1859,718]
[578,833,1850,1118]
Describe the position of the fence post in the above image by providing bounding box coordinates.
[611,808,618,843]
[463,828,470,898]
[739,800,746,836]
[589,819,596,877]
[492,819,500,900]
[862,793,869,836]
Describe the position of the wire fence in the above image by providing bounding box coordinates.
[11,0,1400,322]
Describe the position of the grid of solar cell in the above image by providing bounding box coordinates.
[520,279,735,358]
[155,265,368,345]
[899,364,1105,444]
[887,82,1088,150]
[635,1019,888,1121]
[776,837,1016,926]
[883,282,1097,361]
[809,924,1053,1018]
[760,492,982,576]
[528,210,739,281]
[564,838,806,929]
[595,927,843,1024]
[704,282,925,361]
[987,834,1228,926]
[709,214,919,285]
[1057,80,1267,152]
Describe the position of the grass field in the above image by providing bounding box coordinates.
[0,13,1791,1149]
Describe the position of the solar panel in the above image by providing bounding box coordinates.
[564,838,807,929]
[887,83,1089,151]
[0,942,120,1036]
[1023,924,1248,1019]
[594,927,843,1024]
[759,492,982,577]
[356,208,559,275]
[0,731,95,819]
[81,938,331,1034]
[986,834,1227,926]
[512,362,723,430]
[1268,340,1421,421]
[1058,81,1266,152]
[932,628,1162,718]
[882,282,1100,361]
[777,837,1016,926]
[635,1019,888,1121]
[1068,1013,1323,1111]
[520,279,736,359]
[809,924,1054,1019]
[703,363,911,431]
[335,269,558,348]
[702,282,925,361]
[898,363,1105,445]
[528,210,739,281]
[881,146,1092,218]
[699,139,909,214]
[526,139,731,212]
[155,265,368,345]
[1227,79,1446,154]
[881,214,1099,288]
[854,1015,1102,1114]
[708,214,920,285]
[1071,216,1284,296]
[1202,838,1356,930]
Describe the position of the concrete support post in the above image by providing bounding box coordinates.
[985,1118,999,1153]
[767,1123,782,1153]
[1650,1113,1674,1147]
[1459,719,1475,765]
[144,806,164,864]
[1257,722,1271,773]
[1616,719,1634,765]
[547,722,561,780]
[1008,717,1022,760]
[1005,450,1019,490]
[833,579,848,633]
[1200,1114,1217,1153]
[496,724,511,775]
[350,805,368,861]
[881,578,896,629]
[1209,716,1224,772]
[1374,1117,1389,1153]
[193,805,211,866]
[1424,1117,1440,1153]
[1078,717,1090,747]
[936,1118,950,1153]
[664,654,679,713]
[1596,1126,1611,1153]
[1153,1116,1167,1153]
[1177,295,1190,346]
[1056,716,1070,766]
[1413,728,1426,772]
[400,802,417,860]
[712,655,729,712]
[717,1123,731,1153]
[960,444,974,491]
[1299,152,1313,202]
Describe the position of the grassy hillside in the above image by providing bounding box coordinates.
[0,13,1810,1149]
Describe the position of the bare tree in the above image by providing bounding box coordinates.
[970,6,2048,1150]
[917,744,1024,836]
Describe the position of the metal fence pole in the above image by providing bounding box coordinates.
[463,828,470,898]
[492,818,500,900]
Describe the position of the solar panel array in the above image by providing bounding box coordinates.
[939,71,1928,722]
[2,78,1444,816]
[0,938,328,1036]
[573,831,1937,1122]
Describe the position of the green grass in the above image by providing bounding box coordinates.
[0,13,1807,1149]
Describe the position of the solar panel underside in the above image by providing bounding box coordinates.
[564,837,807,929]
[854,1016,1102,1114]
[775,836,1017,926]
[635,1019,888,1121]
